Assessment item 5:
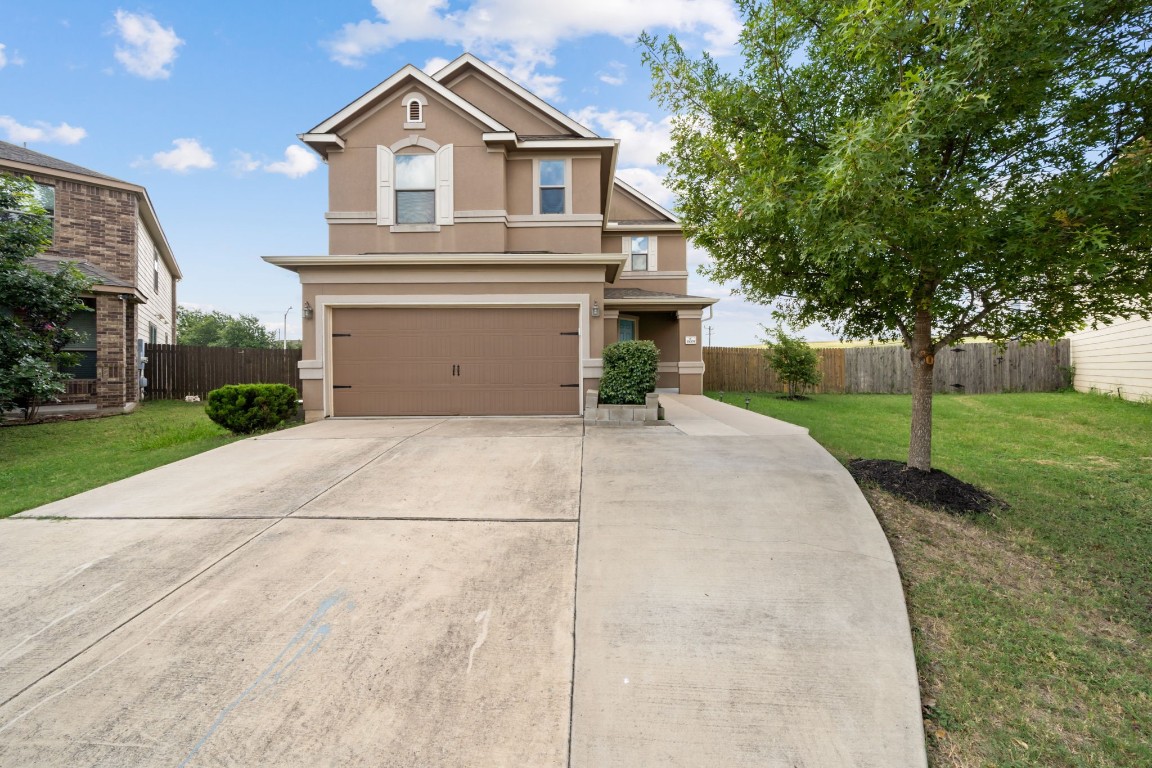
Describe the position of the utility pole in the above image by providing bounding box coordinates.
[283,306,292,350]
[705,324,714,347]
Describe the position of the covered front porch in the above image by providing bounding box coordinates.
[602,288,717,395]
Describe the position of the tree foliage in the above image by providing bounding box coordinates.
[761,325,822,398]
[0,174,93,419]
[643,0,1152,469]
[176,307,279,349]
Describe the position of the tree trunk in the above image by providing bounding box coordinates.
[908,309,935,472]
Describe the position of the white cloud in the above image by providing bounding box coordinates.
[571,107,671,167]
[263,145,320,178]
[231,151,262,174]
[422,56,450,74]
[151,138,215,172]
[113,10,183,80]
[597,61,626,86]
[324,0,741,99]
[0,116,86,145]
[0,44,7,69]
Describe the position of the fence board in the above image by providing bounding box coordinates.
[704,339,1070,395]
[144,344,303,400]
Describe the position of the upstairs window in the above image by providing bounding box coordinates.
[395,153,436,224]
[539,160,566,214]
[630,237,649,271]
[2,182,54,239]
[377,142,453,227]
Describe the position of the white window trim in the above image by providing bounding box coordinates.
[377,140,454,227]
[622,235,658,272]
[402,92,428,129]
[532,158,572,216]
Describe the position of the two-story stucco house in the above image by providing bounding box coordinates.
[266,54,715,420]
[0,141,181,411]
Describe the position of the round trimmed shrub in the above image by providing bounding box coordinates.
[205,383,299,434]
[599,340,659,404]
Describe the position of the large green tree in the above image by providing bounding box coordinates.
[643,0,1152,470]
[0,174,92,419]
[176,307,279,349]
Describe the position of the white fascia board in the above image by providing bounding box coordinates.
[309,64,509,135]
[262,253,628,268]
[434,53,599,138]
[604,296,719,306]
[604,222,683,232]
[613,177,680,223]
[298,133,345,150]
[515,138,618,150]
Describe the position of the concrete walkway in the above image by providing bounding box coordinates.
[0,400,926,767]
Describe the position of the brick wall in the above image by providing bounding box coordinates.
[35,175,139,283]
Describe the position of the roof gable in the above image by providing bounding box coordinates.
[433,54,597,139]
[610,179,679,223]
[307,64,509,138]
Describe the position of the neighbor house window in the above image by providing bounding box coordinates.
[630,237,649,271]
[153,253,160,292]
[61,299,97,379]
[395,153,436,224]
[1,183,54,239]
[539,160,566,214]
[148,323,158,346]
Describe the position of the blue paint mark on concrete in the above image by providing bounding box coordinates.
[177,590,349,767]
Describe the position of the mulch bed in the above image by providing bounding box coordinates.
[848,458,1008,516]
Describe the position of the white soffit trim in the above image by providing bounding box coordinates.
[308,64,509,136]
[434,53,599,138]
[613,177,680,223]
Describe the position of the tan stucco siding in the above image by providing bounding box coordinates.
[1069,317,1152,401]
[445,73,568,135]
[330,223,509,255]
[572,158,601,215]
[609,186,663,220]
[507,226,601,253]
[506,158,533,215]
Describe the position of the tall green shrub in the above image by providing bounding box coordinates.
[599,340,659,405]
[761,325,822,399]
[205,384,298,434]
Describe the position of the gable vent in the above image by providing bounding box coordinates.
[408,100,422,123]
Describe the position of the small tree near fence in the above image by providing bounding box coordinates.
[761,326,821,399]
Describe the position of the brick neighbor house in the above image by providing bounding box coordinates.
[0,141,182,411]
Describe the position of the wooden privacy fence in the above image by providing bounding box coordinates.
[144,344,303,400]
[704,339,1071,395]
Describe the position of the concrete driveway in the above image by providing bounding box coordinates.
[0,397,926,767]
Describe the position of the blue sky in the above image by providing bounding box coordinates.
[1,1,828,345]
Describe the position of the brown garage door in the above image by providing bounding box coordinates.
[330,307,581,416]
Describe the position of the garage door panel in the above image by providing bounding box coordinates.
[331,308,580,417]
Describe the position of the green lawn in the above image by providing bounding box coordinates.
[711,391,1152,767]
[0,400,247,518]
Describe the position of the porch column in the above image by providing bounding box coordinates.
[94,294,126,409]
[602,309,620,343]
[675,309,705,395]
